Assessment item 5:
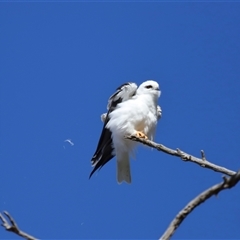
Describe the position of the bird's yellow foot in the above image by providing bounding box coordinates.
[135,131,148,139]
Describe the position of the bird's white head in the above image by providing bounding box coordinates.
[137,80,161,99]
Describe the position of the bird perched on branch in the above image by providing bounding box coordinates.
[90,80,161,184]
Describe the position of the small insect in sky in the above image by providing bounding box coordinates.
[64,139,74,146]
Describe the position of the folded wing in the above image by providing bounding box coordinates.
[89,82,138,178]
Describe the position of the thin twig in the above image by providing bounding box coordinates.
[0,211,38,240]
[159,170,240,240]
[126,136,236,176]
[201,150,206,161]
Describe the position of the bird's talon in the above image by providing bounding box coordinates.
[135,131,148,139]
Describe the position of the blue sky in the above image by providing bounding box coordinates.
[1,2,240,239]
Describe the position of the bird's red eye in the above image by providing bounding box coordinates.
[145,85,152,89]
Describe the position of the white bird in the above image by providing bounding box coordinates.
[90,80,161,184]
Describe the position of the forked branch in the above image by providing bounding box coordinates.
[0,211,38,240]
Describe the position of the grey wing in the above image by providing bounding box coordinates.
[100,82,138,123]
[107,82,138,111]
[90,82,138,178]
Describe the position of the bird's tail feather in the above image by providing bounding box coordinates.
[116,152,131,184]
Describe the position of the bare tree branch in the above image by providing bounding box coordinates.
[0,211,38,240]
[1,137,237,240]
[159,170,240,240]
[126,136,236,176]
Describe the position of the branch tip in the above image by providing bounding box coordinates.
[176,148,183,156]
[201,150,206,161]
